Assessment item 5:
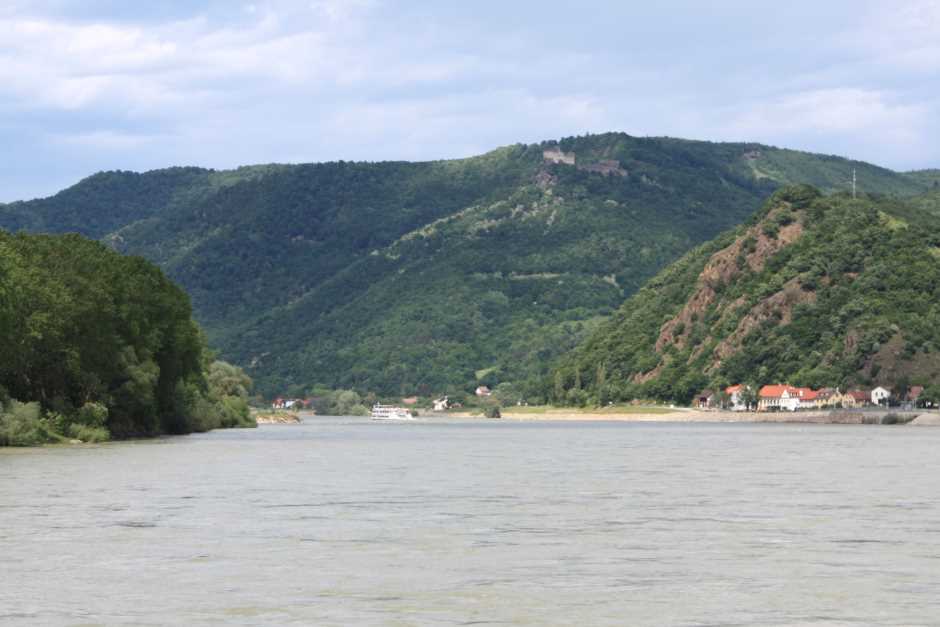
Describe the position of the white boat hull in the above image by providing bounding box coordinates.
[370,404,415,421]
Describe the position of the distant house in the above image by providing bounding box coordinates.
[726,384,748,411]
[815,388,838,407]
[272,397,299,409]
[795,387,818,409]
[758,385,803,411]
[696,389,715,409]
[909,385,924,406]
[402,396,419,406]
[845,390,871,408]
[871,386,891,406]
[475,386,492,397]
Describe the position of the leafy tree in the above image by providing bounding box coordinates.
[0,231,254,445]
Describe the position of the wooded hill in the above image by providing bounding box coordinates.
[554,186,940,405]
[1,133,933,397]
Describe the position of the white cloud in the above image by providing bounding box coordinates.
[848,0,940,74]
[727,88,927,140]
[50,129,161,150]
[1,0,939,201]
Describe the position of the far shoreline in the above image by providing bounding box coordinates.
[434,406,938,425]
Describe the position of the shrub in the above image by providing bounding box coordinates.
[881,413,915,425]
[0,402,55,446]
[76,402,109,428]
[762,222,779,239]
[68,424,111,443]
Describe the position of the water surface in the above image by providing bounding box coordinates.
[2,418,939,626]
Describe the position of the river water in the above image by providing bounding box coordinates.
[2,418,940,626]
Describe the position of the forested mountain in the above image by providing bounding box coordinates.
[554,186,940,405]
[0,232,253,445]
[1,133,932,397]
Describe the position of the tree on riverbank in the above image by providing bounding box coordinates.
[0,231,254,445]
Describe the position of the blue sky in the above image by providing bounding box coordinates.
[2,0,938,201]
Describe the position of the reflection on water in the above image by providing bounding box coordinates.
[2,419,940,626]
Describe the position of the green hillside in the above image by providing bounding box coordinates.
[554,186,940,405]
[904,169,940,189]
[0,133,931,396]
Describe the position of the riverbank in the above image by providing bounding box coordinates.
[253,410,302,424]
[439,405,935,424]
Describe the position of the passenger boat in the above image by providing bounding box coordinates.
[370,404,415,420]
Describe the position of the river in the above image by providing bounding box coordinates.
[2,418,939,626]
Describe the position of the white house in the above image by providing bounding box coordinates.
[433,397,449,411]
[758,385,802,412]
[725,384,748,411]
[872,386,891,406]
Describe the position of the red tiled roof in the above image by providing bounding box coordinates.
[759,384,822,399]
[848,390,870,402]
[909,385,924,400]
[726,384,743,394]
[795,387,818,400]
[759,384,797,398]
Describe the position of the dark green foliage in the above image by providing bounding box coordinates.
[482,404,502,419]
[879,413,915,425]
[0,231,254,444]
[556,187,940,404]
[0,134,929,398]
[903,169,940,189]
[310,389,370,416]
[0,401,56,446]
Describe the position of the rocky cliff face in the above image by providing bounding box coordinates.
[556,185,940,404]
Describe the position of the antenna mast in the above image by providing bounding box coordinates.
[852,168,857,199]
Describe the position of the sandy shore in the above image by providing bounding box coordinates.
[254,411,302,424]
[439,407,932,424]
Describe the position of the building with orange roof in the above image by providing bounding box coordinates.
[759,385,793,411]
[758,384,814,411]
[725,384,749,411]
[843,390,871,408]
[794,387,818,409]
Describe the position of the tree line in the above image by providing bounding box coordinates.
[0,230,254,446]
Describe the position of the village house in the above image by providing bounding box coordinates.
[758,385,817,411]
[759,385,796,411]
[814,387,837,408]
[871,386,891,406]
[475,386,492,397]
[796,387,818,410]
[909,386,924,406]
[272,397,299,409]
[844,390,871,408]
[725,384,748,411]
[696,389,716,409]
[433,397,450,411]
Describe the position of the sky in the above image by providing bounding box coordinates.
[1,0,939,201]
